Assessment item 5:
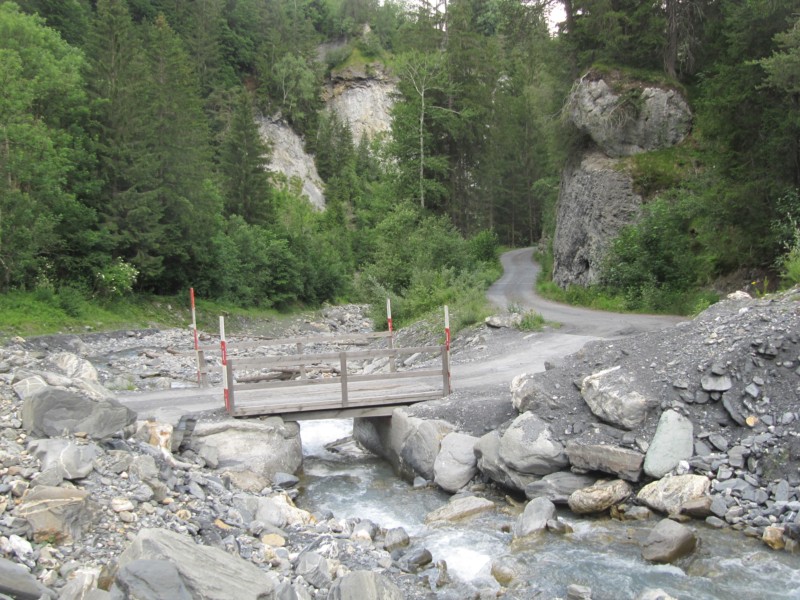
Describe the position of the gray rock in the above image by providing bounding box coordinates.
[567,77,692,158]
[22,388,136,439]
[425,495,494,524]
[510,373,556,412]
[710,495,728,518]
[116,528,278,600]
[499,412,569,476]
[552,154,643,288]
[485,314,523,328]
[296,551,331,589]
[111,560,192,600]
[28,439,101,480]
[513,497,556,538]
[707,434,728,452]
[474,430,537,492]
[398,548,432,573]
[637,475,710,515]
[399,417,454,481]
[568,479,632,514]
[636,589,678,600]
[273,472,299,489]
[701,373,732,392]
[644,410,694,479]
[0,556,55,599]
[580,366,650,430]
[17,485,93,542]
[191,418,302,488]
[433,432,478,493]
[327,571,403,600]
[524,472,598,504]
[641,518,697,563]
[565,441,644,482]
[383,527,410,552]
[567,584,593,600]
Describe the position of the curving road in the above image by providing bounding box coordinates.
[487,248,685,337]
[117,249,685,421]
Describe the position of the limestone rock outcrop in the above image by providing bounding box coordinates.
[324,63,397,145]
[552,71,692,288]
[257,116,325,210]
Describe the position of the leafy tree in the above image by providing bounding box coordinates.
[0,2,93,289]
[391,49,454,209]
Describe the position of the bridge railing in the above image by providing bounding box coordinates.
[223,343,450,417]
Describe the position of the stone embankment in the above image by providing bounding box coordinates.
[356,288,800,577]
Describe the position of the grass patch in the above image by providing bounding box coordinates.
[623,144,703,199]
[0,290,283,342]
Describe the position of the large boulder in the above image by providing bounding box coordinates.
[327,571,403,600]
[190,418,302,491]
[565,440,644,482]
[568,479,632,514]
[524,472,598,504]
[115,528,278,600]
[567,75,692,158]
[641,518,697,563]
[474,430,537,492]
[400,418,455,481]
[22,387,136,439]
[643,410,694,478]
[231,492,314,529]
[433,432,478,493]
[111,560,192,600]
[499,412,569,476]
[513,497,557,538]
[510,373,558,413]
[425,495,494,524]
[637,475,710,515]
[0,556,56,599]
[28,439,101,480]
[17,486,93,543]
[580,366,651,430]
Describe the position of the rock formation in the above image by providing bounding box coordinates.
[552,71,692,287]
[257,116,326,210]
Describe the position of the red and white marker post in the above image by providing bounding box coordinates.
[220,316,229,411]
[387,298,396,372]
[443,305,451,394]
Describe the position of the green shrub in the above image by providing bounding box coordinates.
[468,230,499,263]
[56,286,89,318]
[518,310,545,331]
[95,258,139,300]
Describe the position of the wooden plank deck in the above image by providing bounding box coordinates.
[223,343,450,420]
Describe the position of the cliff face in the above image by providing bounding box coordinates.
[256,63,397,211]
[552,152,643,288]
[324,63,397,144]
[552,74,692,288]
[257,116,326,210]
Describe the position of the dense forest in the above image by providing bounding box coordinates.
[1,0,799,322]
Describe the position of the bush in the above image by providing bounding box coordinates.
[95,258,139,300]
[56,286,89,318]
[468,230,499,263]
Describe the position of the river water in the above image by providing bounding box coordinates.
[297,420,800,600]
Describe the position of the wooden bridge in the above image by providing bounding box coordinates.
[193,324,451,421]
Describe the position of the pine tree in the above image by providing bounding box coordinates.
[219,88,274,226]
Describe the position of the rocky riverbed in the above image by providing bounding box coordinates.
[1,292,799,599]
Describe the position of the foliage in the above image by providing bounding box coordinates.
[94,258,138,299]
[517,310,546,332]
